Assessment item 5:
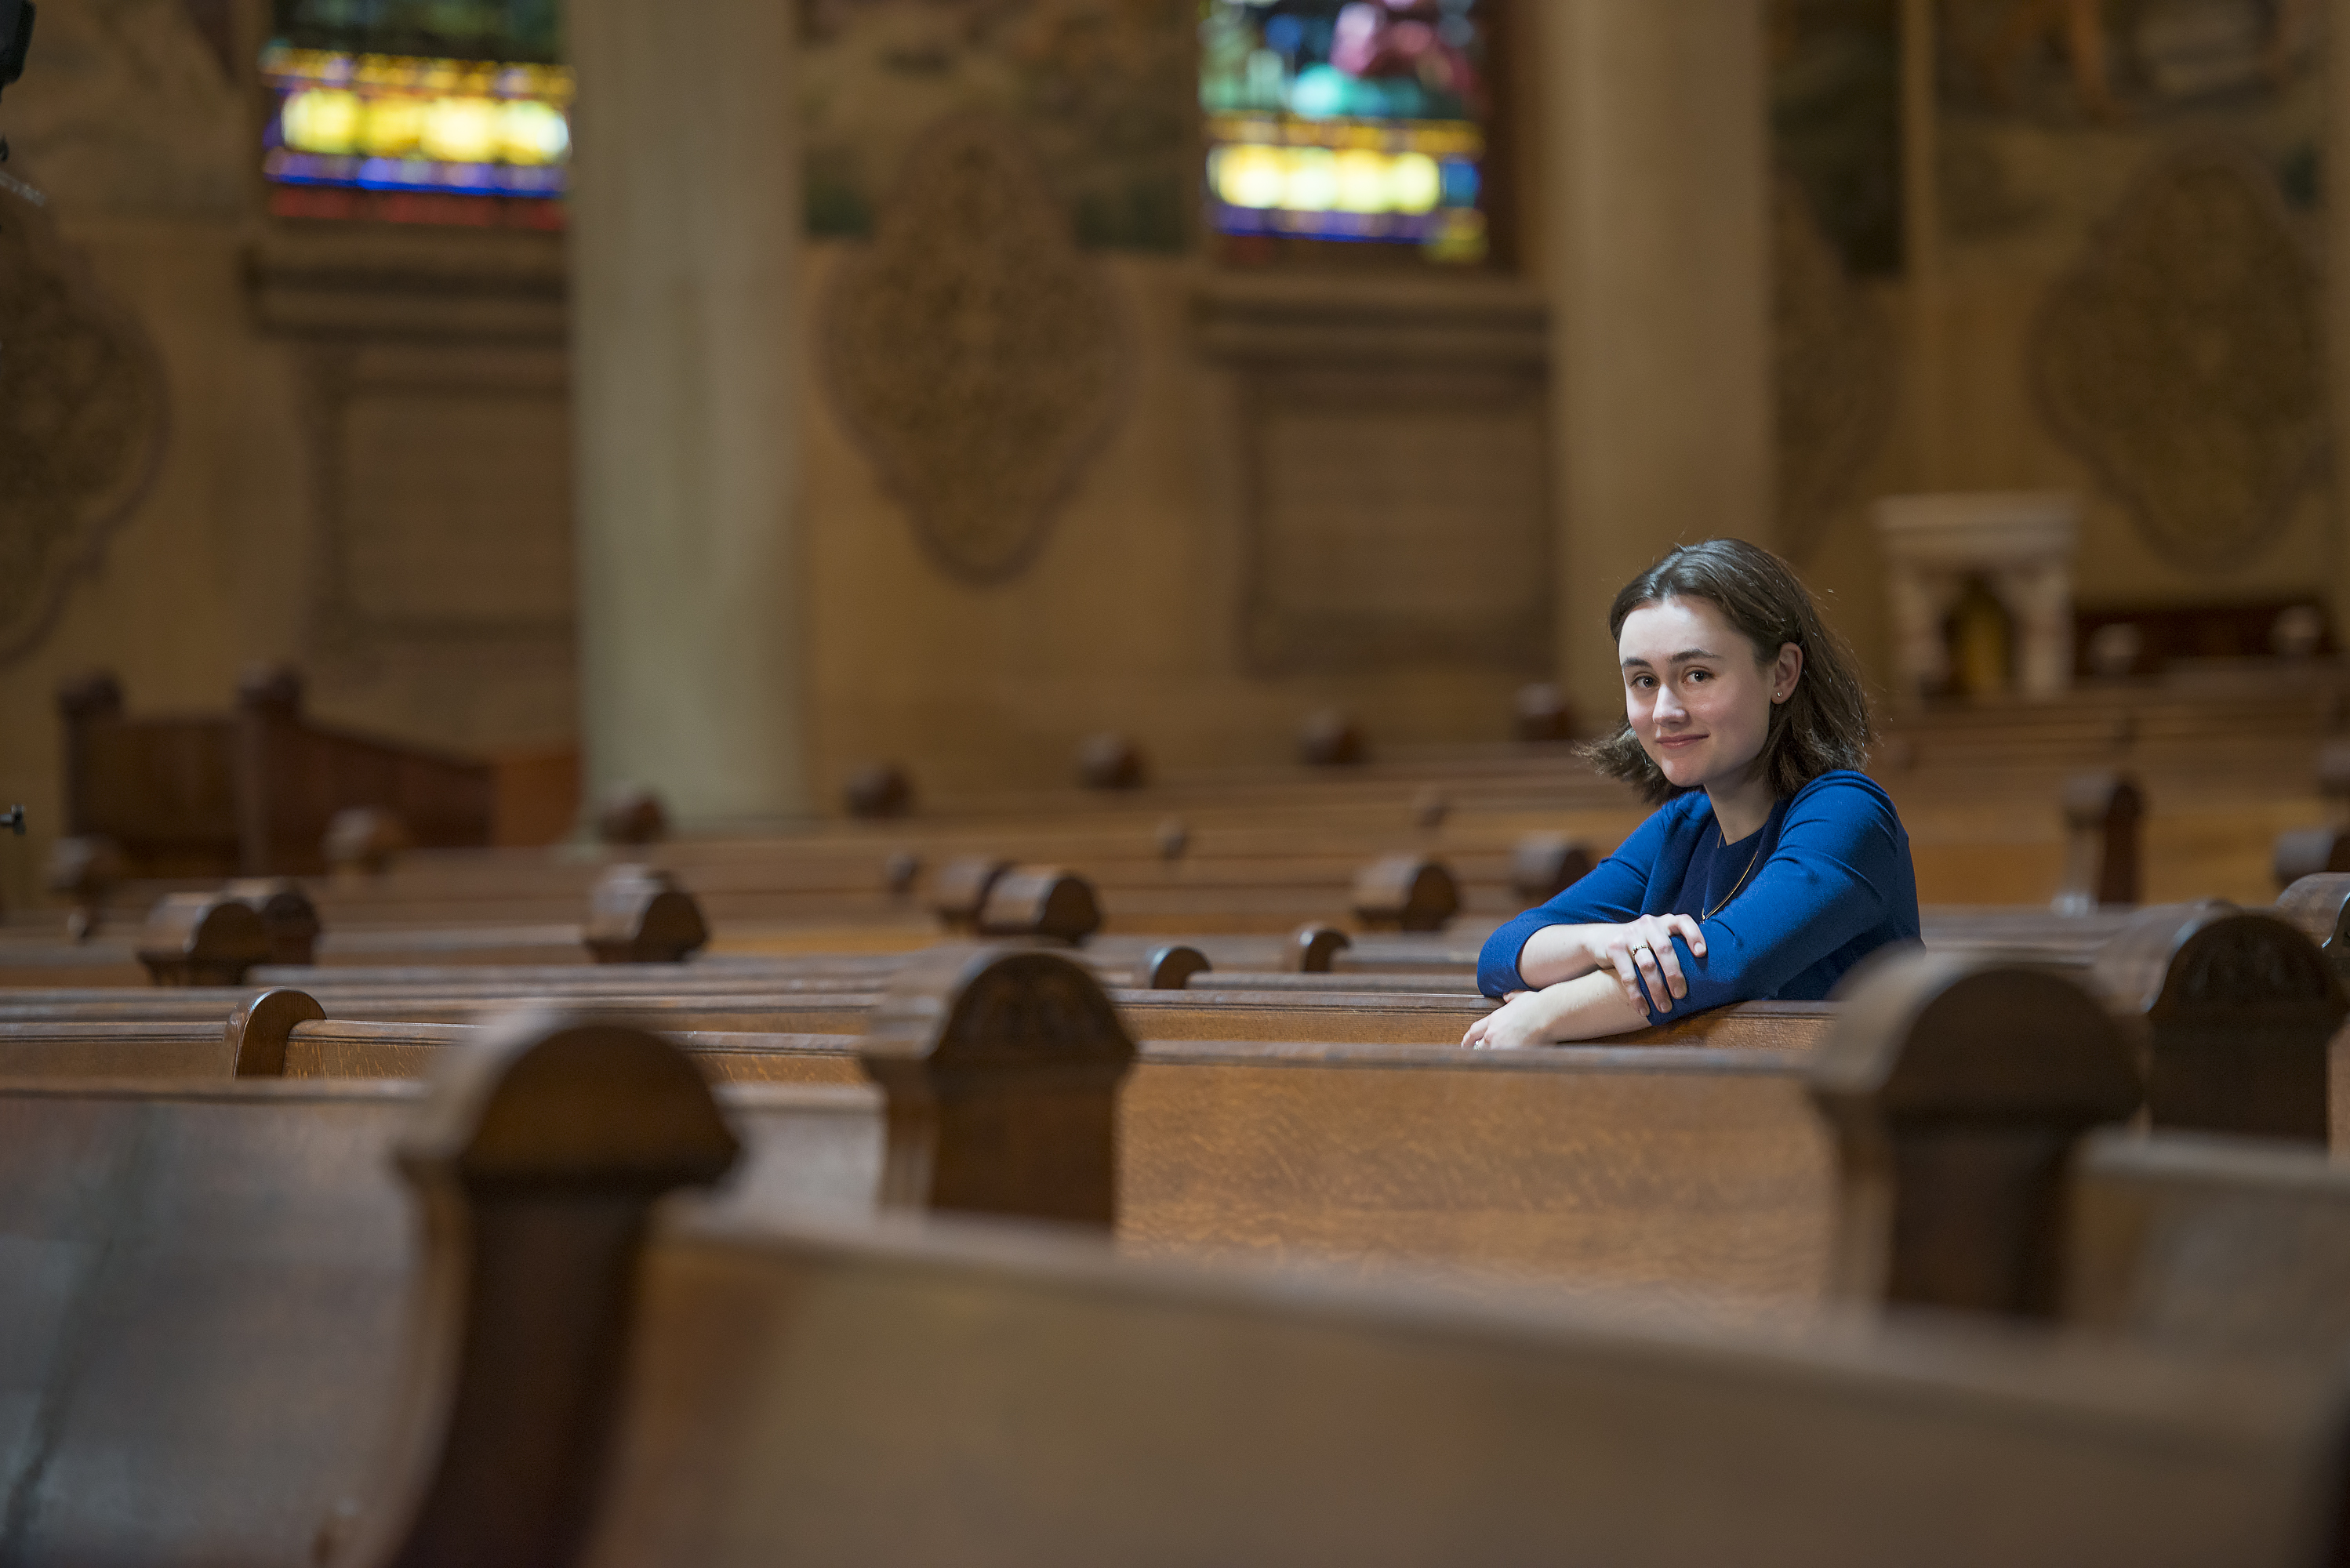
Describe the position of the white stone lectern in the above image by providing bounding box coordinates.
[1873,492,2080,706]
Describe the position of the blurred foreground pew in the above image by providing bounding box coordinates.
[9,960,2350,1566]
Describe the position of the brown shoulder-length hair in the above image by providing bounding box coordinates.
[1584,539,1873,805]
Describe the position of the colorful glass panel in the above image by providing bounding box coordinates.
[262,1,567,227]
[1200,0,1493,262]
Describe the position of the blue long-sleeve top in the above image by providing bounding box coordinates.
[1477,769,1921,1012]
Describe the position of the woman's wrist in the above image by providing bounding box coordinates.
[1540,970,1652,1041]
[1519,924,1604,990]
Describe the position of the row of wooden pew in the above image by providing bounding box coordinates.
[3,888,2347,1298]
[14,713,2350,1562]
[5,762,2167,992]
[36,667,2350,943]
[6,927,2350,1565]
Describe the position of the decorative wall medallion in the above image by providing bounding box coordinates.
[2033,148,2325,572]
[822,111,1129,585]
[801,0,1193,252]
[1774,179,1894,562]
[0,182,169,666]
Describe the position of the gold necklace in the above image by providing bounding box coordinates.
[1702,826,1767,921]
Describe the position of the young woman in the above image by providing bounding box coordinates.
[1463,539,1919,1049]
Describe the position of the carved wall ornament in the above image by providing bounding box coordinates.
[1774,178,1895,562]
[821,111,1130,585]
[0,181,169,666]
[2032,148,2325,573]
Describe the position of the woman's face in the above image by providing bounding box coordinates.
[1618,594,1801,793]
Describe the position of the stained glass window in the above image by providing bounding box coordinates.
[1201,0,1495,263]
[261,1,569,229]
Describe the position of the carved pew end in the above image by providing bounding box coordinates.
[1352,855,1460,933]
[932,857,1012,933]
[325,808,412,879]
[137,891,271,988]
[860,946,1136,1225]
[225,877,322,966]
[2051,771,2144,915]
[843,762,914,820]
[1141,944,1211,990]
[2091,902,2345,1143]
[1286,923,1351,974]
[349,1013,742,1568]
[1075,732,1146,791]
[1810,949,2142,1317]
[226,986,326,1076]
[1513,682,1573,743]
[883,851,922,898]
[1411,787,1449,832]
[975,867,1102,948]
[1510,834,1596,905]
[1298,709,1367,768]
[594,786,669,847]
[1155,818,1190,862]
[584,865,710,964]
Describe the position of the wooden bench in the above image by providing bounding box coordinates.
[365,970,2350,1565]
[547,1207,2346,1568]
[7,978,2350,1566]
[0,959,1142,1567]
[0,910,2337,1305]
[1814,953,2350,1364]
[24,733,2248,946]
[56,666,493,878]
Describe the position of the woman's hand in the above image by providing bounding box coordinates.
[1586,914,1706,1018]
[1462,989,1563,1050]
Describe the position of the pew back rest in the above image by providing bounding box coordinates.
[56,673,495,878]
[65,717,239,869]
[2065,1128,2350,1359]
[241,707,493,876]
[579,1208,2348,1568]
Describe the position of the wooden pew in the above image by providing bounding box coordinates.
[0,999,1836,1301]
[29,728,2252,949]
[2062,1130,2350,1359]
[389,986,2350,1567]
[13,949,2350,1561]
[57,666,493,879]
[0,963,1142,1568]
[0,910,2334,1306]
[547,1209,2348,1568]
[8,981,2341,1567]
[1814,947,2350,1363]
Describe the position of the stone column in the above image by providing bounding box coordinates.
[565,0,809,825]
[1543,0,1774,725]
